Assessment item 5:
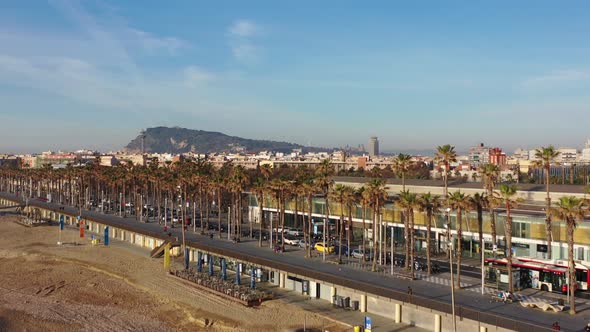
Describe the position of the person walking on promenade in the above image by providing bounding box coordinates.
[407,286,413,303]
[552,321,560,331]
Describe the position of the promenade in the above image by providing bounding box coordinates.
[2,191,588,331]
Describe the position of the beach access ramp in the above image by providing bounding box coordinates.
[150,241,180,258]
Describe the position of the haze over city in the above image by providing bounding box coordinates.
[2,0,590,153]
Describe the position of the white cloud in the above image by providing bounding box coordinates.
[228,20,259,37]
[522,69,590,89]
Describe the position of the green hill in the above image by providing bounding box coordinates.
[125,127,327,154]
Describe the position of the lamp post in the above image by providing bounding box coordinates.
[445,207,457,332]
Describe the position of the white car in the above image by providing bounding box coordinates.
[283,236,299,246]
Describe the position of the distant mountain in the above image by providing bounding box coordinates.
[124,127,329,154]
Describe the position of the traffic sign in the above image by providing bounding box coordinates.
[365,316,372,331]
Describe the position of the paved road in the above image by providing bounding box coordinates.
[4,192,589,331]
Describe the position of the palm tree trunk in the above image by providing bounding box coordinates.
[338,203,343,264]
[568,220,576,314]
[217,190,222,239]
[258,195,264,247]
[199,184,204,234]
[405,208,410,270]
[427,210,432,276]
[546,166,552,259]
[410,208,415,278]
[372,202,378,272]
[506,207,513,293]
[307,195,313,258]
[348,206,352,262]
[456,208,463,288]
[281,195,286,252]
[478,205,483,260]
[489,203,496,255]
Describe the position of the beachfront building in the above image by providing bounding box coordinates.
[247,177,590,262]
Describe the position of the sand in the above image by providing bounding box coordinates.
[0,213,346,332]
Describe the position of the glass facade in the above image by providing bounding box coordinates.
[248,194,590,261]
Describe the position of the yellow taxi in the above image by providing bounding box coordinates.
[314,242,335,253]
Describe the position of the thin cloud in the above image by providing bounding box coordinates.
[228,19,259,37]
[184,66,214,87]
[522,69,590,89]
[128,28,188,55]
[231,43,258,62]
[227,19,262,63]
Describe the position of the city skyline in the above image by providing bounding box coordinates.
[2,1,590,153]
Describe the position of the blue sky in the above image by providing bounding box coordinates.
[1,0,590,154]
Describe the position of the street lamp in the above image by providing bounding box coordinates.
[445,208,457,332]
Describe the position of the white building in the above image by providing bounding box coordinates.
[581,139,590,162]
[557,147,578,163]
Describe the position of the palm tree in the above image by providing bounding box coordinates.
[252,177,267,247]
[435,145,457,200]
[316,159,334,257]
[394,154,413,191]
[551,196,587,315]
[448,191,471,288]
[418,192,442,275]
[301,180,319,258]
[398,190,418,277]
[330,184,348,264]
[480,163,500,249]
[534,146,560,259]
[495,184,523,293]
[357,186,370,260]
[300,180,317,258]
[469,193,489,259]
[366,178,388,272]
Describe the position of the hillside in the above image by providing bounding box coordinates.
[124,127,327,154]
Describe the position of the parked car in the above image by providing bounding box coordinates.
[314,242,335,253]
[298,239,311,248]
[334,245,351,257]
[283,236,299,246]
[352,249,373,261]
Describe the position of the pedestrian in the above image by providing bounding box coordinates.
[552,321,560,331]
[407,286,413,303]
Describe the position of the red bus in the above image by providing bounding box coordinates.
[485,256,590,293]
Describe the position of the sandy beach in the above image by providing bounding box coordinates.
[0,213,346,332]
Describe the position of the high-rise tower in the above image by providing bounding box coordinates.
[368,136,379,157]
